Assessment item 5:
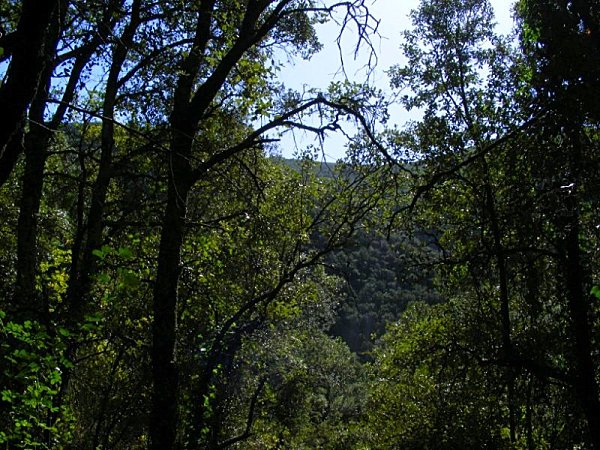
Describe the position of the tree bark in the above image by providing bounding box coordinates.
[15,0,118,320]
[147,3,323,447]
[150,130,193,450]
[66,0,142,322]
[559,199,600,448]
[0,0,64,185]
[14,116,50,318]
[14,0,71,316]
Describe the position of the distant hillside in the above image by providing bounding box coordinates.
[271,156,337,178]
[327,231,442,358]
[273,157,441,357]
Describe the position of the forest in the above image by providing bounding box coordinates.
[0,0,599,448]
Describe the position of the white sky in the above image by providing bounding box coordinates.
[275,0,517,161]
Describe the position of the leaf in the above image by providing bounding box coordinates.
[1,390,14,402]
[120,270,140,290]
[57,327,71,337]
[84,312,102,322]
[97,272,110,284]
[117,246,134,259]
[591,286,600,300]
[92,249,105,259]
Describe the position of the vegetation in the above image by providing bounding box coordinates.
[1,0,599,448]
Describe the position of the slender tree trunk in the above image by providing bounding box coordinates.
[526,375,534,450]
[0,125,25,186]
[57,4,141,436]
[150,130,194,450]
[541,121,600,447]
[559,200,600,448]
[92,347,125,450]
[14,68,53,308]
[0,0,63,185]
[66,0,141,321]
[147,3,213,443]
[488,188,517,443]
[14,121,50,317]
[188,334,241,449]
[147,2,282,446]
[14,0,70,318]
[481,158,517,443]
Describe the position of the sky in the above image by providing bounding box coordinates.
[275,0,517,161]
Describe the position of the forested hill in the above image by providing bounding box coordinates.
[279,157,442,358]
[275,157,337,178]
[327,231,441,357]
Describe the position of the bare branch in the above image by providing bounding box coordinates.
[217,378,266,449]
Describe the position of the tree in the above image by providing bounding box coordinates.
[368,302,512,449]
[171,155,383,449]
[0,0,66,185]
[328,230,441,357]
[145,2,380,448]
[1,0,389,447]
[14,0,126,319]
[376,0,600,446]
[515,0,600,445]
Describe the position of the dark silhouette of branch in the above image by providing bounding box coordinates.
[217,378,267,449]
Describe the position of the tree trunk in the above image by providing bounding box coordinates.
[66,0,141,322]
[560,201,600,448]
[14,0,71,318]
[14,120,50,318]
[150,131,194,450]
[0,0,63,185]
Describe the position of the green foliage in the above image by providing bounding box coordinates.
[516,0,600,121]
[368,302,512,449]
[371,0,600,448]
[241,328,369,450]
[329,230,441,357]
[0,0,385,448]
[2,0,598,448]
[0,311,74,448]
